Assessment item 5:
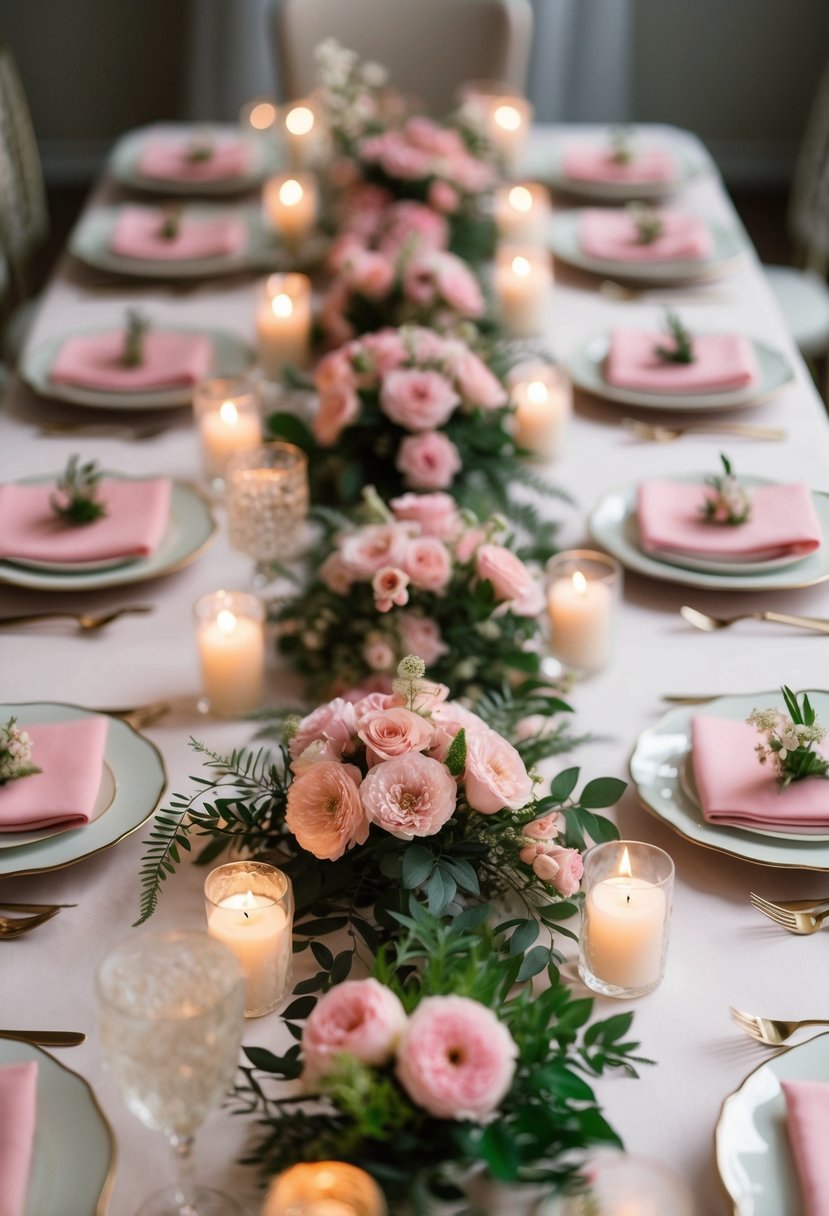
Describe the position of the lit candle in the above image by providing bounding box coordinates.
[261,1162,387,1216]
[495,182,551,242]
[511,365,571,459]
[204,862,293,1018]
[193,377,261,491]
[262,172,318,249]
[281,100,323,169]
[488,96,532,168]
[194,591,265,718]
[546,550,620,672]
[493,245,552,337]
[256,272,312,380]
[240,97,278,134]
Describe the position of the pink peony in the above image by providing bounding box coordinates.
[398,613,448,665]
[396,995,517,1121]
[390,492,462,540]
[447,349,507,409]
[302,979,408,1084]
[285,761,368,860]
[475,544,544,617]
[360,751,456,838]
[313,384,360,446]
[396,431,462,490]
[372,565,410,612]
[380,369,459,432]
[403,537,453,593]
[290,699,358,764]
[428,179,461,214]
[340,523,411,578]
[359,706,435,765]
[464,730,533,814]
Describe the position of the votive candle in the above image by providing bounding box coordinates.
[194,590,265,717]
[262,172,318,248]
[495,182,551,242]
[256,272,312,379]
[511,364,571,459]
[459,81,532,170]
[193,377,261,490]
[546,550,620,672]
[261,1162,387,1216]
[494,245,553,337]
[281,99,323,169]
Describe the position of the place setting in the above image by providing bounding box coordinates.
[108,122,280,195]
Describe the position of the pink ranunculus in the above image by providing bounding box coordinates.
[302,979,408,1085]
[464,729,533,814]
[428,179,461,214]
[447,349,507,409]
[359,706,435,765]
[372,565,410,612]
[380,369,460,432]
[396,995,518,1122]
[390,492,462,540]
[398,613,448,665]
[362,636,396,672]
[432,254,485,317]
[360,329,409,376]
[403,536,453,593]
[340,523,412,579]
[313,384,360,446]
[543,846,584,897]
[289,698,359,764]
[396,431,462,490]
[524,812,563,841]
[346,250,396,301]
[285,761,368,861]
[360,751,456,838]
[475,544,544,617]
[318,552,353,595]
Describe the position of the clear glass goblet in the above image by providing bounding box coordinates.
[96,930,246,1216]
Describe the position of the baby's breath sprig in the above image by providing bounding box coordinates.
[121,309,149,368]
[50,455,107,527]
[747,686,828,788]
[186,128,215,162]
[0,717,40,785]
[654,309,694,364]
[609,125,634,166]
[627,201,663,245]
[700,453,751,526]
[158,204,182,241]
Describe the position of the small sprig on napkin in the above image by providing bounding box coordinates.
[748,687,828,789]
[187,128,215,163]
[654,309,694,364]
[157,204,182,241]
[610,125,634,166]
[50,454,107,526]
[627,201,663,245]
[121,309,149,368]
[700,453,751,525]
[0,718,40,785]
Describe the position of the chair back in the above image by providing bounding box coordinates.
[0,39,47,300]
[271,0,533,115]
[789,60,829,276]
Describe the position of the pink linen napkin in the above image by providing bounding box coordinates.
[0,1061,37,1216]
[579,209,712,262]
[782,1079,829,1216]
[49,330,212,391]
[0,718,108,832]
[110,207,246,260]
[562,145,677,183]
[0,478,171,563]
[605,329,758,393]
[691,716,829,831]
[137,135,251,182]
[637,480,821,560]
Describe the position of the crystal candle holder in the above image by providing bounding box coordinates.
[546,549,621,673]
[193,376,261,493]
[510,362,571,460]
[261,1162,387,1216]
[256,272,312,381]
[226,442,309,580]
[458,80,532,169]
[194,589,265,718]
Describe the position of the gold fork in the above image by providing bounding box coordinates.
[623,417,786,443]
[0,908,62,938]
[681,605,829,636]
[750,893,829,913]
[0,606,153,632]
[749,894,829,935]
[730,1006,829,1047]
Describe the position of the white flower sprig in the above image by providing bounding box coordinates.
[747,687,828,788]
[700,453,751,526]
[0,717,41,785]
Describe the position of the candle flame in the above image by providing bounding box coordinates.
[285,105,314,136]
[248,101,276,131]
[278,177,304,206]
[494,103,521,131]
[526,379,549,405]
[240,889,258,908]
[572,570,588,596]
[508,184,533,213]
[271,292,294,318]
[216,609,237,635]
[620,846,633,879]
[512,255,531,277]
[218,400,239,426]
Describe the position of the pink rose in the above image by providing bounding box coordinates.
[447,349,507,409]
[302,979,408,1084]
[432,254,485,317]
[346,250,396,301]
[403,257,440,307]
[313,384,360,446]
[396,432,462,490]
[318,552,353,595]
[327,232,366,274]
[403,536,453,593]
[285,761,368,860]
[448,154,496,193]
[362,636,396,672]
[340,523,411,578]
[358,707,435,765]
[544,846,584,897]
[352,691,402,724]
[475,544,544,617]
[398,613,448,664]
[380,369,459,432]
[532,852,560,882]
[396,995,517,1121]
[428,179,461,214]
[380,139,432,180]
[454,526,488,564]
[314,349,355,394]
[390,492,462,540]
[464,730,533,814]
[361,330,408,376]
[409,327,450,363]
[372,565,410,612]
[524,813,563,841]
[378,201,448,258]
[360,752,456,838]
[290,699,358,764]
[430,701,489,761]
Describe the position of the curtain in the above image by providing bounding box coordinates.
[183,0,275,121]
[527,0,634,122]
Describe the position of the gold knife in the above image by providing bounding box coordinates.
[0,1030,86,1047]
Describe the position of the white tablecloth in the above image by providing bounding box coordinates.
[1,125,828,1215]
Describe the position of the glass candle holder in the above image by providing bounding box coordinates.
[261,1162,387,1216]
[280,99,325,169]
[495,182,551,243]
[204,861,293,1018]
[458,80,533,169]
[226,442,309,579]
[579,841,675,999]
[256,273,312,381]
[546,549,621,674]
[262,171,318,249]
[493,244,552,337]
[510,363,571,460]
[239,97,278,134]
[194,590,265,718]
[193,376,262,494]
[562,1151,694,1215]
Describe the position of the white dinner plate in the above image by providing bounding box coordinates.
[0,761,117,851]
[716,1032,829,1216]
[108,122,279,195]
[629,692,829,870]
[0,476,216,592]
[0,702,165,878]
[523,137,708,201]
[549,210,745,283]
[20,325,253,410]
[589,476,829,591]
[569,331,794,412]
[0,1038,115,1216]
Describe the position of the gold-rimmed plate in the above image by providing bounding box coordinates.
[0,703,165,878]
[108,122,279,196]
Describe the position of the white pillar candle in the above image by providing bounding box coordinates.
[256,273,312,380]
[193,377,261,490]
[281,100,323,169]
[487,96,532,169]
[494,182,551,242]
[194,591,265,718]
[546,553,618,672]
[511,366,571,459]
[494,245,552,337]
[262,172,318,248]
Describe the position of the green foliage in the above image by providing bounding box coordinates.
[50,455,107,527]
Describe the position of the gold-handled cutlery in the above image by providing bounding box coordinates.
[0,1030,86,1047]
[102,701,172,730]
[749,894,829,912]
[681,605,829,635]
[623,417,786,443]
[730,1007,829,1047]
[749,894,829,936]
[0,606,153,633]
[0,908,62,938]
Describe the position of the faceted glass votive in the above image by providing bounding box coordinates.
[194,589,265,718]
[510,362,571,460]
[204,862,293,1018]
[256,272,312,381]
[192,376,261,493]
[261,1162,387,1216]
[226,441,309,576]
[545,549,622,674]
[579,841,675,999]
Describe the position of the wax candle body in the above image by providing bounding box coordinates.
[494,248,551,337]
[495,183,550,243]
[263,173,318,246]
[199,403,261,479]
[488,98,532,168]
[547,575,612,669]
[207,891,291,1016]
[584,876,667,990]
[257,277,312,379]
[196,610,265,716]
[512,375,571,459]
[283,103,321,169]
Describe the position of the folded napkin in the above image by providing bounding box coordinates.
[605,329,758,394]
[110,206,246,260]
[562,144,677,184]
[637,480,821,560]
[50,330,212,391]
[783,1079,829,1216]
[137,135,250,182]
[0,477,171,564]
[579,209,712,262]
[0,1061,37,1216]
[0,718,108,832]
[691,716,829,831]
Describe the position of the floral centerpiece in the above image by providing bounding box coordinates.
[236,902,647,1204]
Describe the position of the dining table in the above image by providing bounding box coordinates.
[1,122,828,1216]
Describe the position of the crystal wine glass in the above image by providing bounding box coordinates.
[96,930,246,1216]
